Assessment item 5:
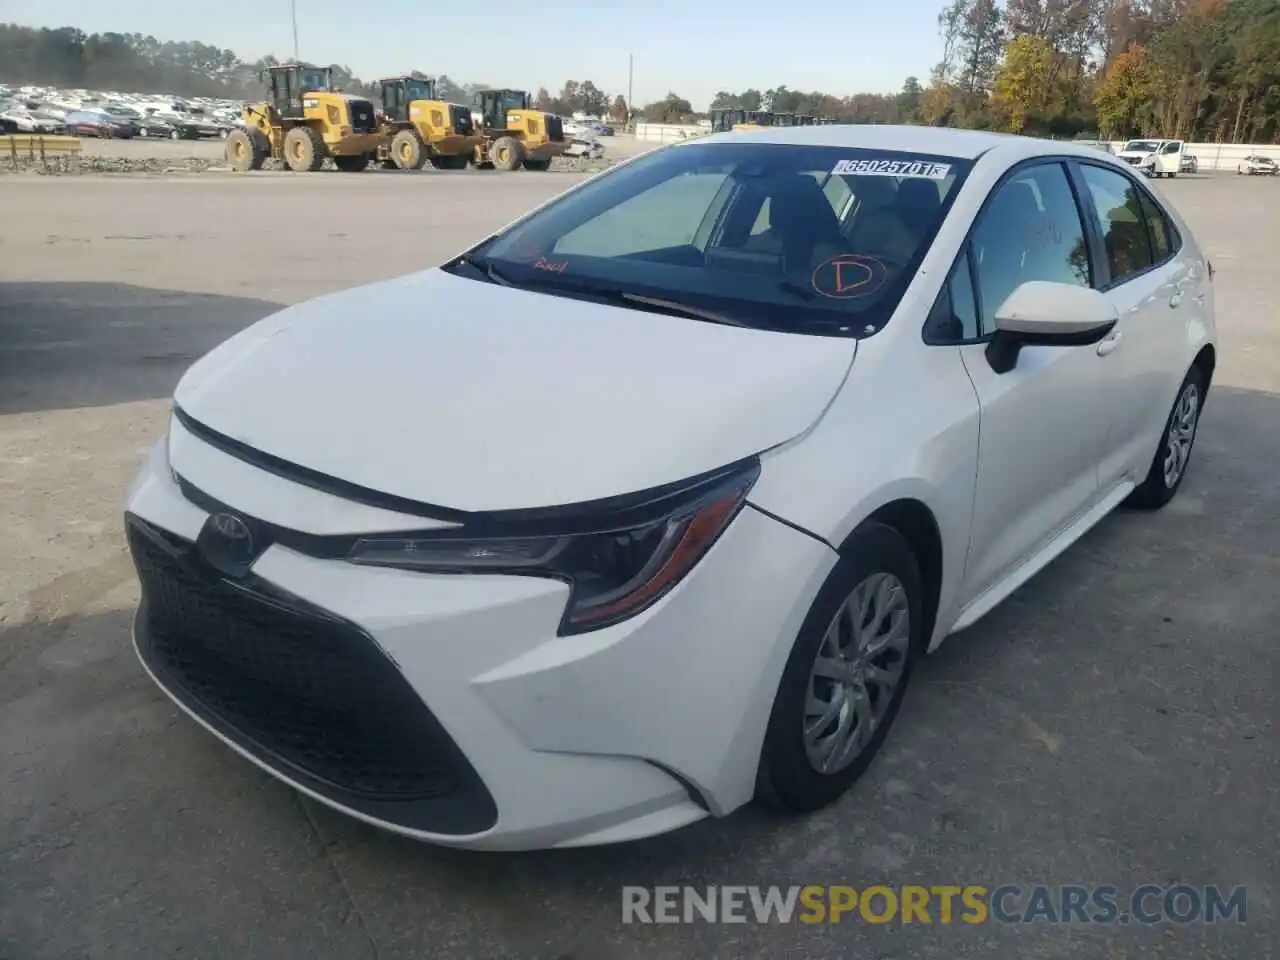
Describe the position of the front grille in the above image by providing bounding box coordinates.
[546,114,565,142]
[450,104,473,135]
[127,515,497,834]
[347,98,377,133]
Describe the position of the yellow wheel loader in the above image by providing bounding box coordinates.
[373,76,480,171]
[224,63,383,173]
[472,89,568,171]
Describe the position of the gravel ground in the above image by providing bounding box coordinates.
[0,171,1276,960]
[0,131,653,176]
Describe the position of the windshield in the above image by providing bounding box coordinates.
[1124,140,1160,152]
[404,78,434,101]
[495,90,527,111]
[457,142,969,338]
[298,68,331,93]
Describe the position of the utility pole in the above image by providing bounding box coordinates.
[627,54,634,125]
[290,0,300,63]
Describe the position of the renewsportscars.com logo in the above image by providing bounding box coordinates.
[621,885,1248,926]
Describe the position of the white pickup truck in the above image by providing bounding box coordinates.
[1115,138,1185,178]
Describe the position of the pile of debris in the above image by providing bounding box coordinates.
[1,154,229,175]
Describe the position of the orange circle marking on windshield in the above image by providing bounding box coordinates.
[811,254,882,299]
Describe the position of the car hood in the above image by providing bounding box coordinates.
[174,268,857,512]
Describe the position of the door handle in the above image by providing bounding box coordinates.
[1169,292,1184,308]
[1097,331,1123,357]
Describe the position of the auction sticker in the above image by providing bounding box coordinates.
[831,158,951,179]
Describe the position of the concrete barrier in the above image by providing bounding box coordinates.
[3,134,83,167]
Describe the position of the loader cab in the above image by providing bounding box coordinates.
[379,76,436,124]
[267,64,333,120]
[744,111,775,127]
[478,89,530,131]
[710,108,745,133]
[773,112,798,127]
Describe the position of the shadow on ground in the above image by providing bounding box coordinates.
[0,388,1275,959]
[0,282,280,415]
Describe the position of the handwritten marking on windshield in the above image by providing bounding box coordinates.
[811,254,886,299]
[534,257,569,273]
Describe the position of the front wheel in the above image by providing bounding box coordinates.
[1125,365,1206,510]
[489,136,523,171]
[523,157,551,171]
[333,153,370,172]
[756,523,923,813]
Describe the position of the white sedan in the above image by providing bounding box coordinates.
[125,126,1216,850]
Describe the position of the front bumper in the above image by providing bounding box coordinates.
[124,423,835,850]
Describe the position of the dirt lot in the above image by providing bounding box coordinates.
[0,171,1276,959]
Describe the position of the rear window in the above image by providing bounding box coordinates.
[464,142,971,337]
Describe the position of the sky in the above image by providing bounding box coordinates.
[4,0,947,110]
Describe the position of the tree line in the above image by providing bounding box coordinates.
[709,0,1280,142]
[5,4,1279,141]
[0,24,638,119]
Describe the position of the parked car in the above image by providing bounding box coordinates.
[563,136,605,160]
[1116,138,1184,177]
[1237,155,1278,176]
[64,110,134,138]
[134,117,180,139]
[1180,152,1198,173]
[125,127,1216,851]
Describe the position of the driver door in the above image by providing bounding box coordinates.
[957,160,1114,603]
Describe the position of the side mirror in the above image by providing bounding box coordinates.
[986,281,1118,374]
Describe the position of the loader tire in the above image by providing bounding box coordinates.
[334,153,370,172]
[523,157,551,171]
[489,136,524,171]
[391,129,426,170]
[226,127,267,172]
[284,125,325,172]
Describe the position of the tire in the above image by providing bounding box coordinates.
[523,157,551,171]
[283,125,325,172]
[219,128,230,139]
[333,153,370,172]
[489,136,524,171]
[756,522,924,813]
[170,129,180,140]
[391,129,425,170]
[138,127,148,138]
[225,128,267,172]
[1125,364,1207,510]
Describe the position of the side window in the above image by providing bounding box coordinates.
[1160,141,1180,155]
[1079,165,1154,285]
[554,171,729,257]
[924,252,979,344]
[1136,189,1178,262]
[970,162,1090,335]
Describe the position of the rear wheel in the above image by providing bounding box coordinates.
[170,129,181,140]
[283,125,325,172]
[523,157,551,171]
[489,136,523,171]
[1125,365,1206,510]
[225,128,267,172]
[391,129,425,170]
[756,523,923,813]
[334,153,370,172]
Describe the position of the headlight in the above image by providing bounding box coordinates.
[347,460,760,634]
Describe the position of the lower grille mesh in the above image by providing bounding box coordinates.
[127,516,497,832]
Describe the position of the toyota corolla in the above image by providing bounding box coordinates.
[125,126,1216,850]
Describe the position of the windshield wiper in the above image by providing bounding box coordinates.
[453,252,513,287]
[614,292,752,328]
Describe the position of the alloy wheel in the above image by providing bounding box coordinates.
[1162,382,1200,488]
[803,572,911,775]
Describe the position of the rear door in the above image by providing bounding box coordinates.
[1071,161,1192,488]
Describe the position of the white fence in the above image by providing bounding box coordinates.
[633,123,709,144]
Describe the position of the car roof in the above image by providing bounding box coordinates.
[691,124,1120,165]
